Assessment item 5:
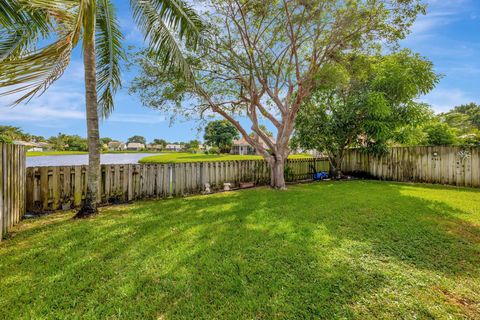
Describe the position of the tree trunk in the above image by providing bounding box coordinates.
[329,165,342,179]
[75,33,100,218]
[270,156,286,189]
[328,152,344,179]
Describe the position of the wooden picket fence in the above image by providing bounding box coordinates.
[1,145,478,232]
[0,143,26,241]
[26,159,329,213]
[342,146,480,188]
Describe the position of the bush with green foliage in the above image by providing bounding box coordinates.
[0,135,13,144]
[459,129,480,147]
[294,51,439,177]
[185,140,200,151]
[152,139,167,149]
[440,103,480,133]
[47,133,88,151]
[206,147,221,155]
[423,122,458,146]
[433,103,480,146]
[100,137,113,145]
[127,136,147,145]
[204,121,239,153]
[0,126,29,141]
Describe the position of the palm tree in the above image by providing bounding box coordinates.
[0,0,203,217]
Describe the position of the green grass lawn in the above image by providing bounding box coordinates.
[139,152,311,163]
[1,181,479,319]
[26,150,88,157]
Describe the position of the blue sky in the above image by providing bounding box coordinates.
[1,0,479,142]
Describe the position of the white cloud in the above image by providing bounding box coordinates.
[445,65,480,76]
[0,105,84,122]
[107,113,166,124]
[420,88,474,112]
[0,85,85,122]
[406,0,471,42]
[0,56,89,124]
[411,12,456,35]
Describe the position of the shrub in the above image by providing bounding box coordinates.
[424,122,457,146]
[284,165,294,182]
[207,147,221,154]
[0,135,12,144]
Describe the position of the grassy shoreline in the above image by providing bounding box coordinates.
[27,151,88,157]
[139,152,312,163]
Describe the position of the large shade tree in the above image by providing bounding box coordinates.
[127,135,147,145]
[0,0,204,216]
[131,0,427,189]
[293,51,439,178]
[204,120,240,153]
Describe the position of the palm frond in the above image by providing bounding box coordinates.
[0,0,51,61]
[25,0,83,43]
[0,0,20,28]
[0,0,50,31]
[96,0,125,118]
[143,0,204,48]
[0,0,82,105]
[0,37,74,105]
[0,28,29,61]
[130,0,205,80]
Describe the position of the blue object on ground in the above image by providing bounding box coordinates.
[313,171,329,180]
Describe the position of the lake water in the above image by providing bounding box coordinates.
[27,153,160,167]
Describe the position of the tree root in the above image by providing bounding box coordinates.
[73,206,98,219]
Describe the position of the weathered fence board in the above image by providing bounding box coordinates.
[342,146,480,188]
[26,158,329,213]
[0,143,26,241]
[19,146,480,216]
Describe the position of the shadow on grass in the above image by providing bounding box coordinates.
[0,181,479,319]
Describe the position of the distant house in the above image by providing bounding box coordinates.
[165,144,183,151]
[231,136,274,155]
[126,143,145,151]
[292,148,324,158]
[230,138,254,155]
[13,140,50,152]
[147,144,163,151]
[108,141,126,151]
[13,140,36,147]
[36,142,51,151]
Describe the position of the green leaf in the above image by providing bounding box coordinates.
[96,0,125,118]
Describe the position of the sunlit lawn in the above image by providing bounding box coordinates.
[1,181,479,319]
[140,152,311,163]
[26,151,88,157]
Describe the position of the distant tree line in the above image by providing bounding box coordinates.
[294,100,480,178]
[0,127,210,153]
[0,126,46,144]
[391,103,480,147]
